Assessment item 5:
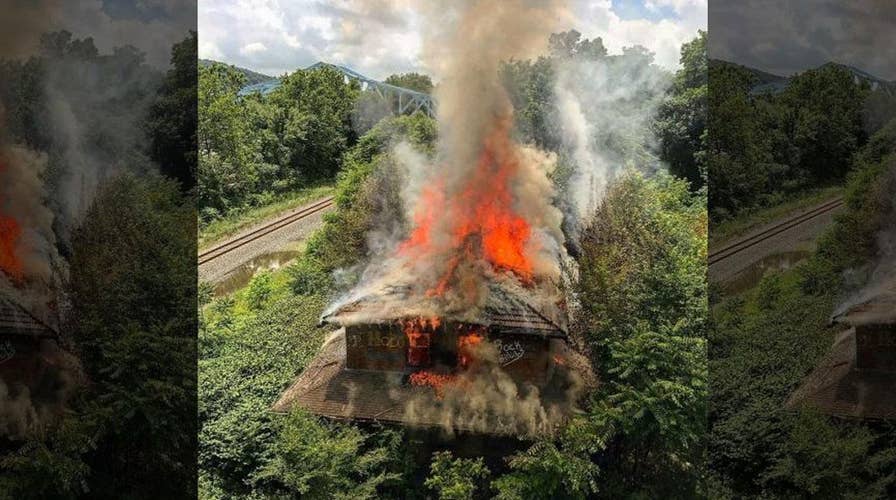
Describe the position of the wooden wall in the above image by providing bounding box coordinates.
[344,322,555,384]
[856,323,896,372]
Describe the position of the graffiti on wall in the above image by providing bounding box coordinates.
[496,339,525,366]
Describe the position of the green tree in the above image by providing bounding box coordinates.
[268,66,360,181]
[197,62,258,216]
[68,174,197,498]
[500,57,558,150]
[493,426,600,500]
[384,72,434,93]
[706,61,776,220]
[198,62,247,158]
[575,172,707,496]
[656,31,707,188]
[548,30,608,59]
[782,64,869,182]
[260,411,403,499]
[425,451,491,500]
[147,32,198,189]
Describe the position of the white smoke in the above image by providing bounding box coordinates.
[553,49,671,240]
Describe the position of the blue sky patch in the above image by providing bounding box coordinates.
[611,0,678,22]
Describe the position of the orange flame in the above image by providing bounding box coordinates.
[401,317,441,367]
[0,215,23,283]
[399,118,535,297]
[0,160,24,284]
[409,371,456,399]
[457,328,484,369]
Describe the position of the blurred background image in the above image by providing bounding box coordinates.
[708,1,896,497]
[0,1,198,498]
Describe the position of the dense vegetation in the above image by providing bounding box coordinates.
[196,62,438,230]
[0,33,198,499]
[198,114,434,499]
[199,58,276,86]
[708,120,896,498]
[199,31,708,499]
[707,60,886,222]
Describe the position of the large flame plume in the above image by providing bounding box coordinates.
[331,0,568,321]
[398,117,539,298]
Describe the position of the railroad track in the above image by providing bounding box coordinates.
[198,196,335,266]
[708,197,844,266]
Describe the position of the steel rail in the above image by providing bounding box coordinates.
[708,197,844,266]
[198,196,335,266]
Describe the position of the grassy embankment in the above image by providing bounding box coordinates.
[199,115,436,499]
[710,185,844,248]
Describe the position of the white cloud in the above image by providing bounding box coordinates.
[198,0,706,78]
[572,0,706,69]
[240,42,268,55]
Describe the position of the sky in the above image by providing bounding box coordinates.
[198,0,707,80]
[710,0,896,80]
[1,0,195,68]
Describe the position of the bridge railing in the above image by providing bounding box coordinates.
[238,61,435,117]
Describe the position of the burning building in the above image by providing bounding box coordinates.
[786,290,896,420]
[272,279,589,436]
[0,293,74,439]
[0,295,58,386]
[274,0,594,436]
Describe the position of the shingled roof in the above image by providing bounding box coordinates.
[0,295,56,339]
[322,281,568,338]
[832,290,896,326]
[786,328,896,420]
